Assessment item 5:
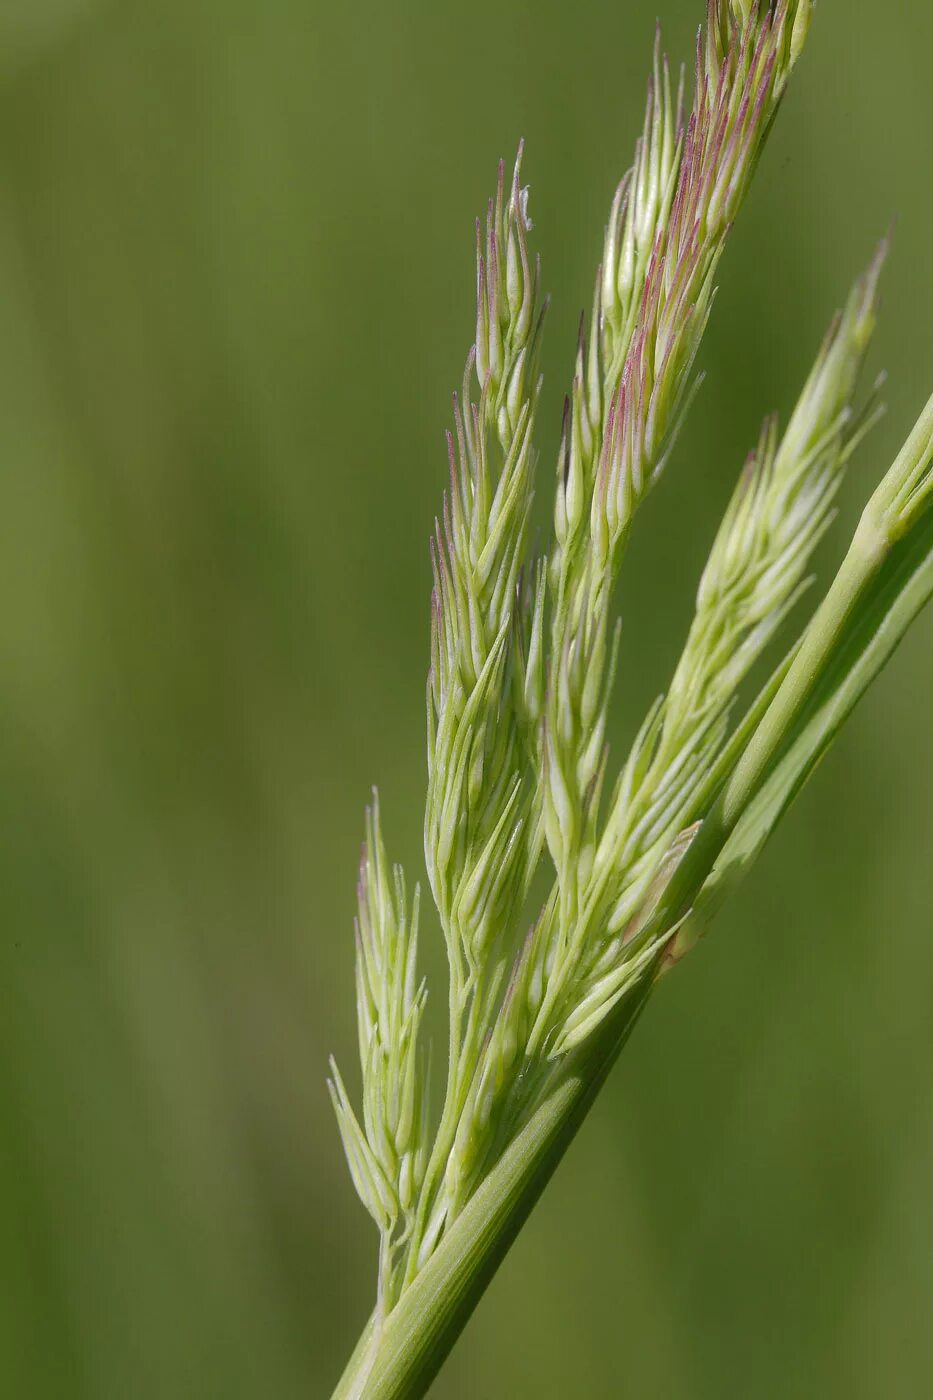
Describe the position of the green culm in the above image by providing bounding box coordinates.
[328,2,933,1395]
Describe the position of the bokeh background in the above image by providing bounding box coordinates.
[2,1,932,1395]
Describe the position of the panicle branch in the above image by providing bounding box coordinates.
[537,0,810,1050]
[425,145,546,978]
[407,145,551,1272]
[328,793,428,1311]
[542,246,886,1053]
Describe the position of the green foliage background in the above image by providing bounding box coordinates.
[2,1,932,1394]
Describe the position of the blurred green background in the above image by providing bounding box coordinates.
[2,1,932,1395]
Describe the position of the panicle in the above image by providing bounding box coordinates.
[332,0,829,1317]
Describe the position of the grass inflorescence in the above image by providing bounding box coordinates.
[327,4,933,1395]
